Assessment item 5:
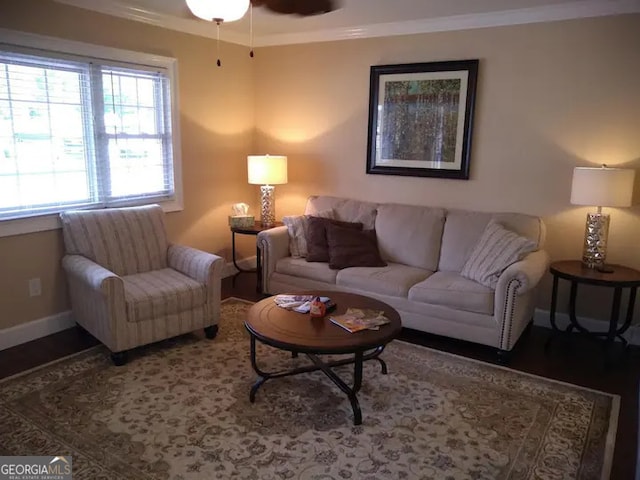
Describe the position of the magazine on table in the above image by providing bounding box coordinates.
[330,308,390,333]
[274,295,335,313]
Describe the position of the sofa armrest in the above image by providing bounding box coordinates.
[168,244,224,320]
[496,249,550,296]
[494,249,550,351]
[257,226,289,294]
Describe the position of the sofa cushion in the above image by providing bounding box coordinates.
[282,209,334,258]
[122,268,206,322]
[336,263,433,298]
[439,209,545,272]
[275,257,338,284]
[408,271,494,315]
[327,225,386,270]
[305,196,378,229]
[460,221,537,289]
[375,204,445,271]
[306,217,363,262]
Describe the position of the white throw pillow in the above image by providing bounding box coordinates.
[460,221,536,289]
[282,209,334,258]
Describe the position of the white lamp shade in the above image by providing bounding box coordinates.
[186,0,250,22]
[570,167,635,207]
[248,155,288,185]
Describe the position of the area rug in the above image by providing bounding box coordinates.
[0,298,618,480]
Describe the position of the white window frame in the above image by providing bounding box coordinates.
[0,28,183,238]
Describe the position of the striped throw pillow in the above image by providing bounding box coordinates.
[460,221,536,289]
[282,209,334,258]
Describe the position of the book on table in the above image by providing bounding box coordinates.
[273,295,335,313]
[330,308,390,333]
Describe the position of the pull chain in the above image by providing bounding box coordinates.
[216,20,222,67]
[249,3,254,58]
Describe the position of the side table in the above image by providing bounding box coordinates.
[548,260,640,365]
[231,221,283,293]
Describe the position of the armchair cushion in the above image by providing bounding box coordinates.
[122,269,206,323]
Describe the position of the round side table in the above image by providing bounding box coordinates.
[230,221,283,293]
[548,260,640,365]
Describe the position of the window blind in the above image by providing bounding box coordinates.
[0,49,175,221]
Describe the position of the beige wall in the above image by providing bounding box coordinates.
[0,0,256,328]
[0,2,638,330]
[253,15,640,321]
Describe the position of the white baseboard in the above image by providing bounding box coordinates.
[533,308,640,345]
[222,256,257,278]
[0,311,74,351]
[0,261,258,351]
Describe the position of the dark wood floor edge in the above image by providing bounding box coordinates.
[637,388,640,480]
[601,395,621,480]
[394,338,622,401]
[0,345,101,384]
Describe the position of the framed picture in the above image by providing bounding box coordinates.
[366,60,479,180]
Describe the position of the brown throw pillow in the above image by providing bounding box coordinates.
[327,223,387,270]
[306,217,363,262]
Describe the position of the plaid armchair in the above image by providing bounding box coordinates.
[60,204,224,365]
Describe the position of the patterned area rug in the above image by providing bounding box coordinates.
[0,298,618,479]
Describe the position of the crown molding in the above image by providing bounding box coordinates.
[254,0,640,46]
[53,0,249,45]
[54,0,640,47]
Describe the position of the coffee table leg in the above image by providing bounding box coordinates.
[249,335,268,403]
[368,345,388,374]
[353,352,363,393]
[308,354,363,425]
[247,338,389,425]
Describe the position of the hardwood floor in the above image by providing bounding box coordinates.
[1,272,638,479]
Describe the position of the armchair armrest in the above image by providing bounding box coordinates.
[257,226,289,294]
[62,255,123,294]
[168,244,224,285]
[61,255,126,351]
[494,249,550,351]
[168,245,224,320]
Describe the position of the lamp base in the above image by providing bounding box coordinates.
[259,185,276,227]
[581,212,609,269]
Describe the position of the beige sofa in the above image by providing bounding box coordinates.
[258,196,549,361]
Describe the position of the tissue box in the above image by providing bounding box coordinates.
[228,215,255,228]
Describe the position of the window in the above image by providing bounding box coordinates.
[0,30,181,235]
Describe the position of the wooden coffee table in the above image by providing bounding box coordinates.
[245,291,402,425]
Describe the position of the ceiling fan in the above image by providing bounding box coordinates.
[251,0,337,16]
[185,0,340,66]
[185,0,339,23]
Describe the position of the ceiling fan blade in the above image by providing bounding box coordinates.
[251,0,337,16]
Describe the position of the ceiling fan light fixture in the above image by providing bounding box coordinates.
[186,0,250,23]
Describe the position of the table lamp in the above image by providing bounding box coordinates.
[570,165,635,269]
[248,154,288,227]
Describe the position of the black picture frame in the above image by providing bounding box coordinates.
[366,60,479,180]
